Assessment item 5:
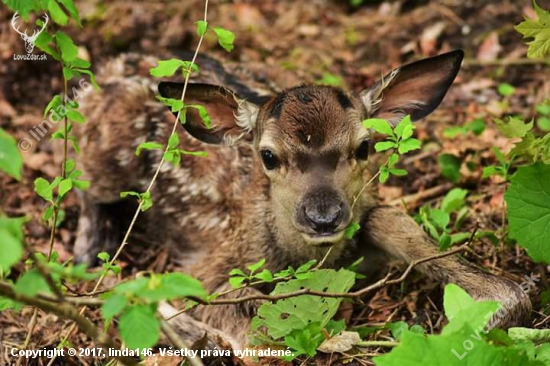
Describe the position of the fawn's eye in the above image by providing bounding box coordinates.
[260,150,280,170]
[355,140,370,160]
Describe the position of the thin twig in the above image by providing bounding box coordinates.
[355,340,399,348]
[181,242,471,306]
[27,241,472,311]
[388,182,453,207]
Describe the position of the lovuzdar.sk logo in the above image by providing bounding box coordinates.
[11,11,48,60]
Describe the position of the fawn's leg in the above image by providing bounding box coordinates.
[359,205,532,327]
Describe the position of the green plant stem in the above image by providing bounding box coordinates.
[17,36,71,366]
[49,2,210,364]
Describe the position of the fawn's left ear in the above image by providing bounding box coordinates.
[158,82,260,145]
[360,50,464,125]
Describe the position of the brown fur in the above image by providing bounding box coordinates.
[72,52,531,350]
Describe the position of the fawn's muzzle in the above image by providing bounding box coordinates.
[296,187,351,244]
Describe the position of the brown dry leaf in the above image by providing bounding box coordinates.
[143,354,183,366]
[317,331,361,354]
[477,32,502,62]
[420,22,447,55]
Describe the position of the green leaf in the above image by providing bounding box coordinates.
[101,293,128,319]
[140,191,152,211]
[254,269,274,282]
[15,270,51,296]
[58,178,72,196]
[139,273,207,302]
[439,232,452,251]
[0,296,21,311]
[136,142,163,156]
[495,116,533,138]
[515,1,550,59]
[76,69,100,89]
[345,222,361,239]
[66,109,86,123]
[150,59,198,78]
[431,209,450,230]
[156,96,184,113]
[48,0,69,26]
[3,0,42,18]
[0,128,23,180]
[536,102,550,116]
[374,324,535,366]
[168,133,180,150]
[363,118,394,136]
[252,269,355,339]
[213,27,235,52]
[397,138,421,154]
[505,163,550,263]
[0,217,25,271]
[441,188,468,214]
[97,252,110,262]
[379,168,390,183]
[229,276,246,288]
[375,141,397,152]
[189,105,211,128]
[180,150,208,157]
[394,115,413,138]
[57,0,81,26]
[387,153,399,167]
[64,159,75,173]
[296,260,317,274]
[72,178,90,190]
[196,20,208,37]
[443,126,467,139]
[509,133,540,164]
[44,95,62,118]
[119,305,160,349]
[34,177,53,201]
[537,116,550,132]
[387,321,409,341]
[497,83,516,97]
[389,168,407,176]
[508,328,550,343]
[438,154,462,183]
[315,73,343,87]
[469,118,486,135]
[247,259,266,273]
[55,31,78,62]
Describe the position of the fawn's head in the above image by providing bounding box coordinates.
[159,51,463,248]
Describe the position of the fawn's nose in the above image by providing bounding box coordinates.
[304,201,342,234]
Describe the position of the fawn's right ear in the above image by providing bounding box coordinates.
[158,82,260,145]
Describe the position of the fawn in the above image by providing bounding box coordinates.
[73,50,531,349]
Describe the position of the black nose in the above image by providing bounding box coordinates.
[304,203,342,234]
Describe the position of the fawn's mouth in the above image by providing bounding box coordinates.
[301,230,345,246]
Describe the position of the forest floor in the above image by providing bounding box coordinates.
[1,0,550,365]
